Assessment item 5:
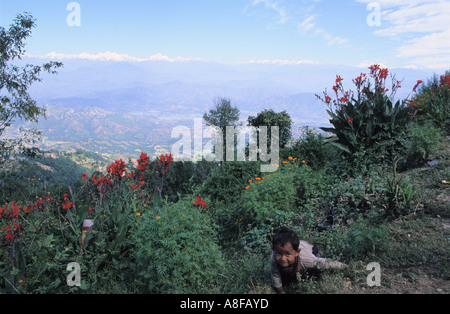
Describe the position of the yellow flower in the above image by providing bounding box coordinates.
[156,216,161,220]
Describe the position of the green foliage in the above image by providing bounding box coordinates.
[318,66,413,172]
[0,153,87,204]
[404,121,444,168]
[133,196,225,294]
[203,97,241,162]
[411,71,450,134]
[383,158,417,218]
[0,13,62,156]
[281,126,338,169]
[248,109,293,149]
[199,161,260,204]
[241,167,296,224]
[347,215,389,258]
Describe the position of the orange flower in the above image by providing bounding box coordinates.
[245,186,250,190]
[282,161,288,164]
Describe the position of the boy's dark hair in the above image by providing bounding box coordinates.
[272,227,299,251]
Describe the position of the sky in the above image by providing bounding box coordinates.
[0,0,449,70]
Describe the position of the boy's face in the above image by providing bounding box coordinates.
[273,242,300,268]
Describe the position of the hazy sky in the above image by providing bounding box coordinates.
[1,0,449,70]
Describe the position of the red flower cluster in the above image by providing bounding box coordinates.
[90,175,113,193]
[369,64,389,81]
[413,80,423,92]
[1,196,54,245]
[0,201,21,219]
[107,159,127,180]
[1,202,23,244]
[440,74,450,88]
[193,195,207,209]
[62,193,74,210]
[157,153,174,174]
[130,181,145,191]
[137,152,150,172]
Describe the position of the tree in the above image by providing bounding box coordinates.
[203,97,240,162]
[0,13,63,156]
[248,109,293,149]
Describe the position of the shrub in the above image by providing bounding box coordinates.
[404,122,443,168]
[199,161,261,204]
[281,126,338,170]
[347,216,389,258]
[409,71,450,134]
[133,196,225,294]
[317,65,415,171]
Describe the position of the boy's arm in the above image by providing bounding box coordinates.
[270,253,285,294]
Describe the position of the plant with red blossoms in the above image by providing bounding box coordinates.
[155,153,174,200]
[407,71,450,133]
[316,64,415,167]
[137,152,150,172]
[193,195,207,209]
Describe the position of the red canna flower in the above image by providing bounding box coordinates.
[62,202,74,210]
[348,117,353,123]
[157,153,174,174]
[24,205,33,214]
[413,80,423,92]
[137,152,150,172]
[107,159,127,179]
[10,201,21,218]
[193,195,207,209]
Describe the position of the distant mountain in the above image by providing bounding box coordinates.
[12,55,439,158]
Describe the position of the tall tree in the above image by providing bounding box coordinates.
[203,97,240,162]
[248,109,293,149]
[0,13,63,156]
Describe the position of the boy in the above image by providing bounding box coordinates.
[270,227,347,294]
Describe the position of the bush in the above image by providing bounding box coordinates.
[317,65,415,171]
[133,196,225,294]
[199,161,261,204]
[281,126,338,170]
[404,122,443,168]
[410,71,450,134]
